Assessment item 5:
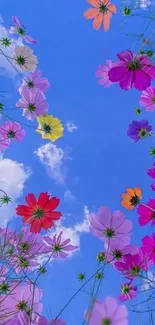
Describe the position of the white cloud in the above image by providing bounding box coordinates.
[35,143,70,186]
[64,189,76,202]
[0,156,31,226]
[0,22,23,77]
[66,121,78,133]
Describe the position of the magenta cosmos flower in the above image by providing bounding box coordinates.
[85,296,128,325]
[96,60,114,88]
[127,119,152,143]
[43,231,78,258]
[16,227,47,256]
[139,86,155,111]
[9,16,36,44]
[141,234,155,263]
[105,241,138,264]
[147,163,155,179]
[19,70,50,95]
[89,206,132,245]
[16,88,48,120]
[0,283,42,324]
[114,249,152,279]
[0,121,25,142]
[137,199,155,226]
[119,283,137,301]
[109,50,155,90]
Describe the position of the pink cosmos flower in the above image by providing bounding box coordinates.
[43,231,78,258]
[16,227,47,256]
[139,86,155,111]
[89,206,132,245]
[141,234,155,263]
[105,241,138,263]
[85,296,128,325]
[0,121,25,142]
[16,88,48,120]
[119,283,137,301]
[109,50,155,91]
[9,16,36,44]
[10,254,39,274]
[137,199,155,226]
[0,283,42,324]
[147,163,155,179]
[95,59,114,87]
[19,70,50,95]
[114,249,152,279]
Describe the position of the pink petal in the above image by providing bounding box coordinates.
[134,70,151,91]
[12,16,21,27]
[24,34,37,44]
[117,50,133,62]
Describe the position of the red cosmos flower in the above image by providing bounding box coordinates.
[16,192,62,233]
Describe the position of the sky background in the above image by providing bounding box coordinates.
[0,0,155,324]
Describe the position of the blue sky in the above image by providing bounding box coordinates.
[0,0,155,324]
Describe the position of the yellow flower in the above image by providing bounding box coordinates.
[36,115,63,142]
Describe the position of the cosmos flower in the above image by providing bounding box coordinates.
[16,88,48,120]
[119,283,137,301]
[127,120,152,143]
[16,192,62,233]
[10,254,39,274]
[105,241,138,263]
[0,266,8,284]
[147,163,155,179]
[84,0,116,31]
[13,45,38,72]
[151,183,155,191]
[89,206,132,245]
[0,121,25,142]
[0,283,42,324]
[19,70,50,94]
[36,115,63,142]
[43,231,78,258]
[114,250,152,279]
[109,50,155,90]
[141,234,155,263]
[121,187,142,210]
[16,227,47,256]
[139,86,155,111]
[137,199,155,226]
[95,60,114,87]
[9,16,36,44]
[85,296,128,325]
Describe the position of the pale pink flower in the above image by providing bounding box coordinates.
[96,60,113,87]
[19,70,50,94]
[43,231,78,258]
[9,16,36,44]
[89,206,132,245]
[13,46,38,72]
[139,86,155,111]
[16,88,48,120]
[105,241,138,263]
[85,296,128,325]
[0,133,10,151]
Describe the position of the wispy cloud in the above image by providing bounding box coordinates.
[35,143,71,186]
[66,121,78,133]
[64,189,76,202]
[0,156,31,226]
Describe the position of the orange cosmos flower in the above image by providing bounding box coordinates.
[84,0,116,31]
[121,187,142,210]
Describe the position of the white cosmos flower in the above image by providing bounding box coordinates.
[12,45,38,72]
